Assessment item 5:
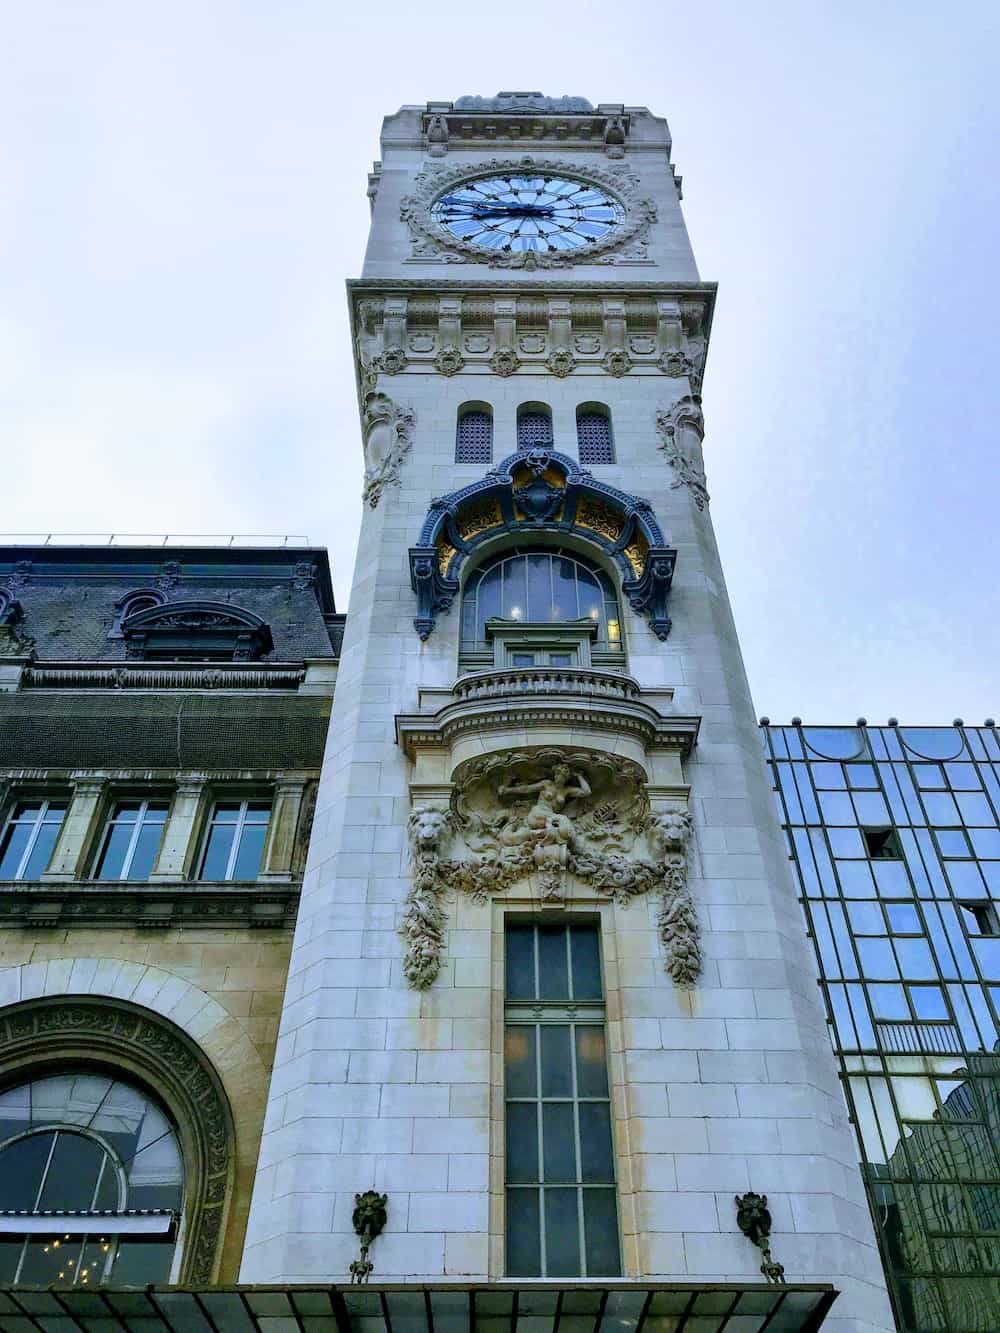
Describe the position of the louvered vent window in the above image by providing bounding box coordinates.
[456,409,493,464]
[517,409,553,449]
[577,411,615,464]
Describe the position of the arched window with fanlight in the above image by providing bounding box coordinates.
[109,588,165,640]
[0,1072,184,1285]
[576,404,615,464]
[455,403,493,464]
[516,403,553,450]
[460,547,623,672]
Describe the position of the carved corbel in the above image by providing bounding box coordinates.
[622,547,677,641]
[426,113,449,157]
[604,114,627,159]
[409,547,458,641]
[602,298,631,376]
[361,393,415,508]
[546,299,576,377]
[656,397,709,511]
[491,298,520,375]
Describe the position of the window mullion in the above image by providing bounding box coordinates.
[225,802,247,881]
[121,802,147,879]
[32,1129,59,1212]
[17,805,45,880]
[534,1019,546,1276]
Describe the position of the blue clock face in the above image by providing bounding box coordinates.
[431,174,625,255]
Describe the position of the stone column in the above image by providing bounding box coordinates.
[259,778,307,882]
[41,775,107,880]
[150,775,206,881]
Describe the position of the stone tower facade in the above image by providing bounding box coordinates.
[241,94,895,1331]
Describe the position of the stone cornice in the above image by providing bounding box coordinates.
[21,662,309,691]
[0,881,300,928]
[349,280,715,398]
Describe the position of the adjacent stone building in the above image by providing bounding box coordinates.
[0,542,340,1284]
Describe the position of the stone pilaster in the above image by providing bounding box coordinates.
[41,775,107,879]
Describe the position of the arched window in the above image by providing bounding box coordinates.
[455,404,493,464]
[460,547,622,669]
[0,1072,183,1285]
[517,403,553,450]
[577,404,615,464]
[109,588,165,640]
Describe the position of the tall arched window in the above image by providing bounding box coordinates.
[0,1072,183,1284]
[455,404,493,464]
[577,404,615,464]
[460,547,622,670]
[517,403,553,450]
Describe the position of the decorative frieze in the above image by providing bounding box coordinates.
[351,286,712,384]
[398,749,699,990]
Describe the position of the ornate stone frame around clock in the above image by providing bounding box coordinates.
[400,156,657,268]
[0,996,235,1284]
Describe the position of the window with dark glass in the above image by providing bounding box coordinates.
[199,799,271,880]
[456,405,493,464]
[863,827,904,859]
[94,800,169,881]
[504,921,620,1278]
[460,548,622,665]
[0,801,66,880]
[0,1073,183,1285]
[517,404,553,450]
[576,406,615,464]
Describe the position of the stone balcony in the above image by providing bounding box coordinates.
[396,665,700,803]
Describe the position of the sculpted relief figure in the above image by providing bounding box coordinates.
[361,393,416,509]
[398,750,702,990]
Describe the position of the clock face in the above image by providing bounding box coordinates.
[430,173,625,255]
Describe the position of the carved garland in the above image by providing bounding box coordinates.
[0,996,235,1284]
[400,157,657,269]
[656,395,709,510]
[400,750,700,990]
[361,392,416,508]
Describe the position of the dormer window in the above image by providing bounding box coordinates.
[109,589,166,640]
[121,601,273,662]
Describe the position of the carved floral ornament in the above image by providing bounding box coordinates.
[400,749,699,991]
[408,448,677,641]
[400,157,657,269]
[360,391,416,508]
[656,395,709,510]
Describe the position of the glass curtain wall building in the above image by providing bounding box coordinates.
[764,721,1000,1333]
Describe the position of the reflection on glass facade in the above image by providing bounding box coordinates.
[764,722,1000,1333]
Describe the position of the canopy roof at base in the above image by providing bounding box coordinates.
[0,1281,837,1333]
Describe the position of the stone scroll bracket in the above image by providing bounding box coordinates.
[656,395,708,511]
[361,392,415,509]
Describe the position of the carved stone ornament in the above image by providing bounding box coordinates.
[0,997,234,1284]
[490,346,520,376]
[546,347,577,377]
[603,348,633,377]
[400,157,657,268]
[656,396,709,511]
[361,392,416,508]
[401,750,699,990]
[433,346,465,376]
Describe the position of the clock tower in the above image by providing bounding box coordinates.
[242,94,894,1331]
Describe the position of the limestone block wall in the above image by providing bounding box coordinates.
[0,927,291,1281]
[241,359,894,1331]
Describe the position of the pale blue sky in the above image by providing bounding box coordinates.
[3,2,997,722]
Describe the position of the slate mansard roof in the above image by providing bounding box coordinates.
[0,544,343,663]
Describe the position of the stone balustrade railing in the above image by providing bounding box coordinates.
[453,665,641,704]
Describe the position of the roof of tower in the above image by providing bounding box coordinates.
[452,92,594,112]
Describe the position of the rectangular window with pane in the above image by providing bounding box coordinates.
[504,920,620,1278]
[94,800,169,881]
[0,801,67,880]
[198,799,271,881]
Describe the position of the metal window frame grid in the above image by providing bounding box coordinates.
[95,799,169,881]
[0,801,66,882]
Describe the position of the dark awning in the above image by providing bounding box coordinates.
[0,1281,837,1333]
